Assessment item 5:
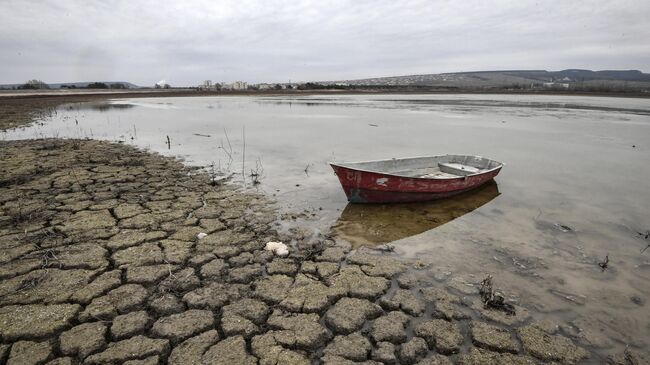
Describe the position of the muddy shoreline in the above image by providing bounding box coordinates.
[2,88,649,131]
[0,99,647,364]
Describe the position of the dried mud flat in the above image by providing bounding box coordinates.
[0,97,72,131]
[0,138,648,363]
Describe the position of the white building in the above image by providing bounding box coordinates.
[232,81,248,90]
[542,82,570,89]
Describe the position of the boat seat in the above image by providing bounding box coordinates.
[419,171,460,179]
[438,162,480,176]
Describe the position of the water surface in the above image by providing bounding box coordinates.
[5,93,650,358]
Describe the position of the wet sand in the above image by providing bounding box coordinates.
[0,96,648,364]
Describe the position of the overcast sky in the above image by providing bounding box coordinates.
[1,0,648,86]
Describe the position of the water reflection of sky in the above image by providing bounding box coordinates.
[332,180,500,246]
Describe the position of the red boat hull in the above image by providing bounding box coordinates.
[331,164,502,203]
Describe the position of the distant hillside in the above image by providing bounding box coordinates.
[498,69,650,82]
[0,81,139,90]
[326,69,650,91]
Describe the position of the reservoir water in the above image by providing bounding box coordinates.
[5,93,650,357]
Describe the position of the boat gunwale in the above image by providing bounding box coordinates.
[329,154,504,181]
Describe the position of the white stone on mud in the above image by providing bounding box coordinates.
[197,232,208,239]
[265,241,289,257]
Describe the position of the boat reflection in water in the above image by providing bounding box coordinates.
[331,180,500,247]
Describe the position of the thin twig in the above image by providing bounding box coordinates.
[220,128,234,170]
[250,157,264,185]
[242,125,246,184]
[224,128,232,153]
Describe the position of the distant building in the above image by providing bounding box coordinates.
[232,81,248,90]
[542,82,569,89]
[257,83,272,90]
[279,83,298,89]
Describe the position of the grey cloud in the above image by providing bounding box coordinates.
[1,0,648,86]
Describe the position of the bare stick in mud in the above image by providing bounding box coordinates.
[209,161,218,186]
[250,157,264,185]
[223,128,233,155]
[166,135,171,149]
[242,125,246,183]
[219,128,234,171]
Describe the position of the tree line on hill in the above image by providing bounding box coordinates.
[16,79,50,89]
[60,82,129,89]
[13,80,129,90]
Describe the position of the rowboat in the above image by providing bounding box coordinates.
[330,155,504,203]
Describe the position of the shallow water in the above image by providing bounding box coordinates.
[5,93,650,358]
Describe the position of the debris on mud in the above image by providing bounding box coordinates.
[369,244,395,253]
[554,223,573,233]
[479,275,516,316]
[638,230,650,240]
[598,255,609,272]
[264,241,289,257]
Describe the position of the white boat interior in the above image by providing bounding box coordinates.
[332,155,503,179]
